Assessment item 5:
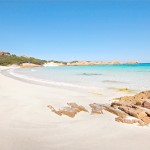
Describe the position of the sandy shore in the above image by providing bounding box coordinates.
[0,66,150,150]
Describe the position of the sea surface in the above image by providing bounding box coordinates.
[6,63,150,93]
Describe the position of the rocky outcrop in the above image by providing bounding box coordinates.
[66,61,139,66]
[89,103,103,114]
[48,103,88,118]
[48,91,150,126]
[67,103,88,113]
[47,105,62,116]
[103,104,128,118]
[141,117,150,124]
[117,90,150,106]
[48,105,77,118]
[59,107,78,118]
[118,106,147,119]
[110,90,150,125]
[115,117,140,124]
[143,100,150,109]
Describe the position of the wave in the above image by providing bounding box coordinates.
[8,69,96,89]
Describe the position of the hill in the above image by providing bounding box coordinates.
[0,51,46,66]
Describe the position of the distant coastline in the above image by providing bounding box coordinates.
[0,51,140,68]
[56,61,139,66]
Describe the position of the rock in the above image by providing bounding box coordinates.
[118,90,150,106]
[143,99,150,109]
[145,111,150,117]
[115,116,147,126]
[132,105,150,117]
[59,107,77,118]
[89,103,103,114]
[135,91,150,99]
[47,91,150,126]
[141,117,150,124]
[103,104,128,118]
[111,101,132,107]
[138,120,146,126]
[118,106,147,119]
[115,117,139,124]
[60,103,89,118]
[112,101,150,125]
[131,105,150,117]
[67,103,88,112]
[47,105,62,116]
[48,103,88,118]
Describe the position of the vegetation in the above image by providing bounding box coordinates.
[0,52,47,66]
[70,61,78,63]
[48,60,67,65]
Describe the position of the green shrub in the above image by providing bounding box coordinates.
[0,54,46,66]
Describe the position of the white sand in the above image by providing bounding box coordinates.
[0,66,150,150]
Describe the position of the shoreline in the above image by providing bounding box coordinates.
[43,62,140,67]
[0,66,142,97]
[1,67,99,91]
[0,63,148,69]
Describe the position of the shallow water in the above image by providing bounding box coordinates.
[5,63,150,93]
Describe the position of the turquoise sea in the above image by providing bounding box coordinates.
[8,63,150,92]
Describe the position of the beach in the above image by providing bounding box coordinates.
[0,66,150,150]
[0,0,150,149]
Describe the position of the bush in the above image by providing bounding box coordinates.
[0,54,46,66]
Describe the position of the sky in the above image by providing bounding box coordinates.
[0,0,150,62]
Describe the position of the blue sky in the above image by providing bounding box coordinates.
[0,0,150,62]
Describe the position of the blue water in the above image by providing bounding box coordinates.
[11,63,150,91]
